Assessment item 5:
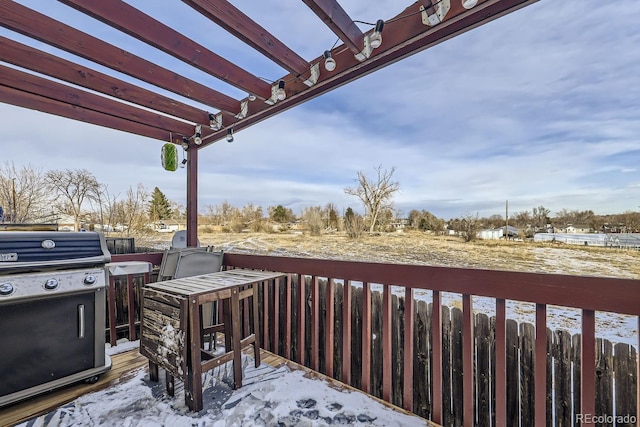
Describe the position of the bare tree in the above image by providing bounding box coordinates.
[45,169,100,231]
[461,212,481,242]
[0,162,52,223]
[344,165,400,232]
[118,184,150,235]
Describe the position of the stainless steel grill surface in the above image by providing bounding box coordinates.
[0,231,112,407]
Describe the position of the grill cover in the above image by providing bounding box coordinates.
[0,231,111,273]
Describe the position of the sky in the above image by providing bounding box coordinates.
[1,0,640,220]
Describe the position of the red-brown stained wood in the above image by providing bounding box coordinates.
[297,274,306,366]
[263,280,269,351]
[403,287,414,412]
[273,278,280,356]
[127,275,136,341]
[361,282,372,394]
[325,278,335,377]
[60,0,272,100]
[462,295,474,427]
[451,307,464,427]
[495,299,507,427]
[108,275,118,346]
[382,285,392,402]
[0,2,241,114]
[183,0,310,76]
[0,65,194,135]
[0,85,172,142]
[0,37,210,124]
[301,0,365,55]
[475,313,491,427]
[534,304,547,427]
[224,254,640,316]
[311,276,320,372]
[342,280,352,385]
[285,274,292,360]
[432,290,443,424]
[582,309,596,421]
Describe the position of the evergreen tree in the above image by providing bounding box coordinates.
[148,187,172,221]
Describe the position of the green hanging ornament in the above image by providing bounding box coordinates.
[161,143,178,171]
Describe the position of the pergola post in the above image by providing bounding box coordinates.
[186,146,198,247]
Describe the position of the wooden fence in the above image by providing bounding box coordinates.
[251,276,637,427]
[110,252,640,426]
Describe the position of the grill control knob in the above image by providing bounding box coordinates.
[0,283,14,296]
[84,275,97,285]
[44,279,59,290]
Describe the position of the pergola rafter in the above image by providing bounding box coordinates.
[302,0,365,56]
[0,0,539,246]
[58,0,273,102]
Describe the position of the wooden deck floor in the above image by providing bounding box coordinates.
[1,347,437,427]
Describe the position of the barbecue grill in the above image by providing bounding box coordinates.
[0,231,112,407]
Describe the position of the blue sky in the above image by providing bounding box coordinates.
[1,0,640,220]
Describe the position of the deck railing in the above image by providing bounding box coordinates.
[110,252,640,427]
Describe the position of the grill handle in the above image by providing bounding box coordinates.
[78,304,85,339]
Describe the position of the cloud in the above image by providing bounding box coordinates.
[2,0,640,220]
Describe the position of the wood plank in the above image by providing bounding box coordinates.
[403,287,414,412]
[553,329,572,426]
[361,282,372,394]
[595,338,613,423]
[183,0,309,76]
[0,350,147,427]
[0,1,241,114]
[60,0,272,100]
[613,343,635,423]
[506,319,519,425]
[571,334,582,426]
[475,313,491,427]
[520,322,535,427]
[325,278,335,377]
[451,307,464,427]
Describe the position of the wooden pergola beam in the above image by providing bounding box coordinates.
[0,37,212,126]
[58,0,273,101]
[0,65,194,137]
[302,0,365,56]
[0,1,242,115]
[0,85,171,142]
[182,0,311,78]
[197,0,538,147]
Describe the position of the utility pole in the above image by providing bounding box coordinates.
[11,178,17,223]
[505,199,509,240]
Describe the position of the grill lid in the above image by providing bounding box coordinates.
[0,231,111,273]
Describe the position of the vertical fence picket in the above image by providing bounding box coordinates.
[506,319,519,425]
[571,334,581,426]
[476,313,491,427]
[451,307,464,427]
[520,322,535,427]
[554,330,572,426]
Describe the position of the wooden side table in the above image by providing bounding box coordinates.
[140,269,285,411]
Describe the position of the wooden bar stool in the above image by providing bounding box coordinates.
[140,269,285,411]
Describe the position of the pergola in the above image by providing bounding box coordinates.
[0,0,537,245]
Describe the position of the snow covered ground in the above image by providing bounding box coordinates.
[19,342,429,427]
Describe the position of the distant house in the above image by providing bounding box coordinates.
[565,224,592,234]
[153,220,185,233]
[478,225,520,240]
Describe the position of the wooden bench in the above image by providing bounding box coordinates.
[140,269,285,411]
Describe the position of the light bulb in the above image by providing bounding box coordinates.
[248,94,257,101]
[462,0,478,9]
[323,50,336,71]
[194,135,202,145]
[276,80,286,101]
[226,128,234,143]
[370,20,384,49]
[179,159,187,168]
